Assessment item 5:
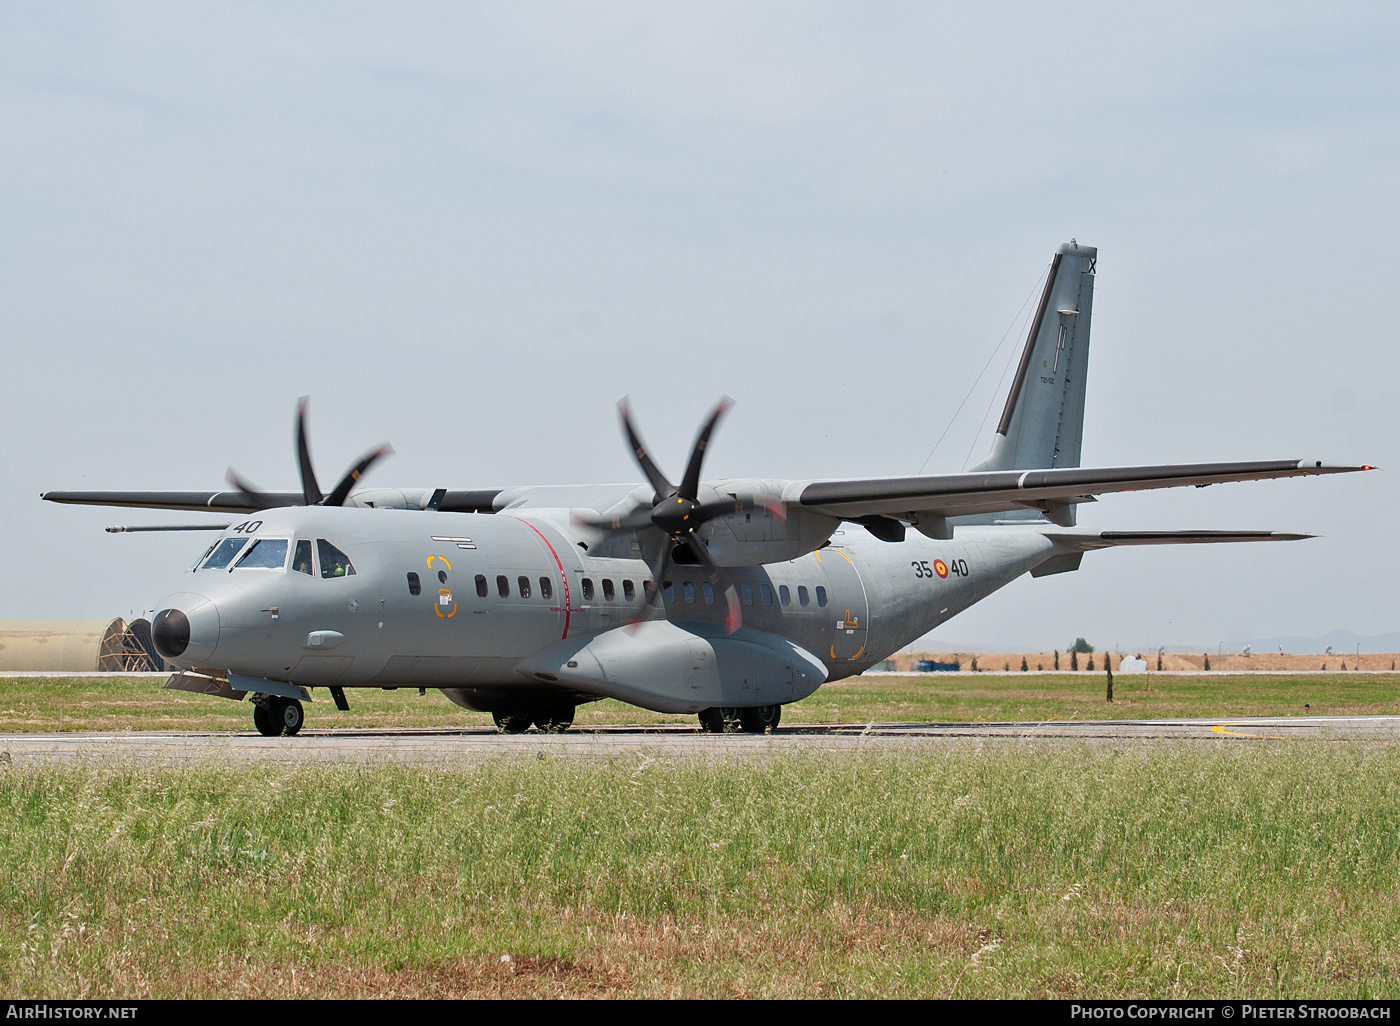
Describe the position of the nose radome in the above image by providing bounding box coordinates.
[152,608,190,659]
[150,593,221,666]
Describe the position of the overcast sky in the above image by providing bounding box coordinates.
[2,2,1396,653]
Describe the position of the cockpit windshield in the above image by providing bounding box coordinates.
[233,538,289,571]
[200,537,248,570]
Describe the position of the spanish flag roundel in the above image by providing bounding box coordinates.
[933,559,949,578]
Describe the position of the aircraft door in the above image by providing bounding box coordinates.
[506,517,571,642]
[816,547,869,662]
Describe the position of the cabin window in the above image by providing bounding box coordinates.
[779,584,791,606]
[317,540,356,578]
[497,575,510,598]
[683,582,695,603]
[234,538,289,571]
[623,579,635,601]
[815,586,828,607]
[602,579,615,601]
[518,576,532,598]
[407,572,421,596]
[663,581,675,603]
[438,569,447,584]
[539,577,553,600]
[475,574,488,598]
[644,580,657,601]
[581,578,594,601]
[201,538,248,570]
[293,540,314,576]
[702,582,715,604]
[798,585,810,607]
[759,584,773,606]
[740,584,754,605]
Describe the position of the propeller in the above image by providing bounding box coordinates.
[585,397,754,633]
[227,397,393,510]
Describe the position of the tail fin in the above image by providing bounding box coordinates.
[971,240,1097,474]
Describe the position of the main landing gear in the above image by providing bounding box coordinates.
[492,702,576,734]
[252,696,304,737]
[698,705,782,734]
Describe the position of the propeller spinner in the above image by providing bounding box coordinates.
[227,397,393,510]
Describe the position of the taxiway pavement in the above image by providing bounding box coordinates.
[0,715,1395,767]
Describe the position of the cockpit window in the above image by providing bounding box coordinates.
[293,540,314,576]
[201,537,249,570]
[190,542,217,571]
[234,538,289,570]
[317,539,356,578]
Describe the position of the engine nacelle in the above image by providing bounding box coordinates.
[695,480,839,566]
[701,505,840,566]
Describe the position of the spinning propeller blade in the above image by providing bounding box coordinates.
[602,397,746,633]
[295,396,324,506]
[229,399,392,510]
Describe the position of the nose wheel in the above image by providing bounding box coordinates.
[252,696,304,737]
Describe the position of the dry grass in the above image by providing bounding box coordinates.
[2,745,1399,998]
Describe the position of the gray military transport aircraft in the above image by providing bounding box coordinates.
[44,242,1371,736]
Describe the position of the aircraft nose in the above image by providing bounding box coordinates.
[151,593,221,666]
[152,608,189,659]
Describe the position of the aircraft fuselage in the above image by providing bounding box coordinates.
[154,501,1057,714]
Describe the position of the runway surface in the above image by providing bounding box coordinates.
[0,715,1396,767]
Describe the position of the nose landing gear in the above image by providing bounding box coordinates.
[252,696,304,737]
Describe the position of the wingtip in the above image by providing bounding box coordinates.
[1298,460,1377,473]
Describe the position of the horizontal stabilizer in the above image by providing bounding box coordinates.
[1043,529,1314,551]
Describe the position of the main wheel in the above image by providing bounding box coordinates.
[739,705,781,734]
[533,704,574,733]
[698,708,726,733]
[269,697,304,736]
[252,703,277,737]
[699,707,744,733]
[493,708,533,734]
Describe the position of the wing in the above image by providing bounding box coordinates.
[39,488,504,514]
[797,459,1372,527]
[40,490,305,513]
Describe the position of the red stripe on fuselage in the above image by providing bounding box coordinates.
[506,516,571,640]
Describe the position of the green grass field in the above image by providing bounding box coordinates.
[1,746,1398,998]
[0,672,1396,732]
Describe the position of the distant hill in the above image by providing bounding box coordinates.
[1226,630,1400,657]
